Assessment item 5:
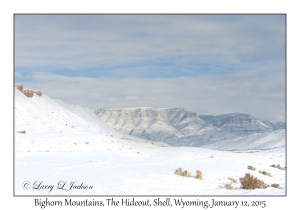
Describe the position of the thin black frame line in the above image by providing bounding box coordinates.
[285,14,287,196]
[13,13,16,197]
[13,13,287,15]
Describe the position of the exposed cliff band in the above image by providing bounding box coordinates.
[15,84,43,98]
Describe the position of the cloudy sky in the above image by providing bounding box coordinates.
[14,14,286,122]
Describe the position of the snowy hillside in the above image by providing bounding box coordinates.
[15,86,169,151]
[95,108,286,150]
[15,87,117,136]
[14,86,285,195]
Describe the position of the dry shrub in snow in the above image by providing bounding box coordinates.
[270,164,285,170]
[271,183,283,189]
[219,182,235,190]
[224,183,234,190]
[227,177,238,184]
[247,165,256,171]
[277,164,285,170]
[174,168,203,180]
[259,170,272,177]
[219,177,237,190]
[194,170,203,180]
[174,168,192,177]
[240,173,267,190]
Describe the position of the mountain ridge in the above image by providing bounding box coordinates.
[95,107,285,149]
[15,83,285,150]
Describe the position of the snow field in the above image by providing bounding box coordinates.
[15,124,285,195]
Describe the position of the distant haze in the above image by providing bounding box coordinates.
[15,15,286,122]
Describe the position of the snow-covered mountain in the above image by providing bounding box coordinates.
[95,107,285,150]
[261,120,286,131]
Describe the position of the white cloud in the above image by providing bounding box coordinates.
[15,72,22,78]
[15,15,285,76]
[126,96,140,101]
[15,15,285,122]
[23,68,285,122]
[110,97,118,102]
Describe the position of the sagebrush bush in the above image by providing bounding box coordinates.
[219,177,238,190]
[247,165,256,171]
[270,164,285,170]
[277,164,285,170]
[271,183,282,189]
[174,168,203,179]
[223,183,234,190]
[240,173,267,190]
[174,168,192,177]
[219,181,235,190]
[227,177,238,184]
[194,170,203,180]
[259,170,272,177]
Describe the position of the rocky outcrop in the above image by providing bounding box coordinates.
[17,130,26,134]
[15,84,43,97]
[15,84,23,92]
[35,90,43,96]
[23,89,35,98]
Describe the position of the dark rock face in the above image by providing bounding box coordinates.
[15,84,23,92]
[23,89,35,98]
[35,90,43,96]
[15,84,43,97]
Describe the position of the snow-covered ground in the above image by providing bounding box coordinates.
[14,88,286,195]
